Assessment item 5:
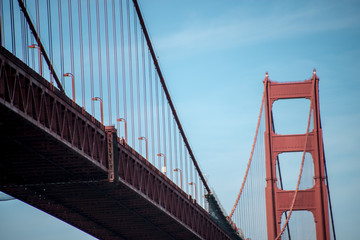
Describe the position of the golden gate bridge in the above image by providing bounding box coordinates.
[0,0,336,239]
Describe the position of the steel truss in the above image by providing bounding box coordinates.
[0,46,240,240]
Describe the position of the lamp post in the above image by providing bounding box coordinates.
[28,44,42,76]
[138,137,148,161]
[189,182,197,201]
[92,97,103,124]
[156,153,166,175]
[63,73,75,102]
[173,168,183,190]
[117,118,128,144]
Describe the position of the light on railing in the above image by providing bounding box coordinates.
[138,137,148,161]
[28,44,42,76]
[63,73,75,102]
[117,118,128,144]
[91,97,103,124]
[157,153,166,175]
[174,168,183,190]
[189,182,197,201]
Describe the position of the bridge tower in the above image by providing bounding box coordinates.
[263,70,331,239]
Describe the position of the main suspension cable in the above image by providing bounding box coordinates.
[229,85,266,218]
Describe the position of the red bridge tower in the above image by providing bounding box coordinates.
[264,70,331,239]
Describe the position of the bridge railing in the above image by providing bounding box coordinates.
[0,0,213,210]
[0,45,108,171]
[1,42,243,240]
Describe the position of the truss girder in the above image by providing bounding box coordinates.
[0,46,239,240]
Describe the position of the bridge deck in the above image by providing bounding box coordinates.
[0,102,200,239]
[0,46,239,240]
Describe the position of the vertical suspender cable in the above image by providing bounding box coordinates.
[104,0,111,125]
[148,51,155,165]
[35,0,40,37]
[78,0,85,108]
[161,90,166,172]
[119,0,127,134]
[95,0,103,114]
[194,168,198,201]
[185,148,188,193]
[155,73,160,169]
[47,0,53,85]
[76,0,83,106]
[35,0,40,73]
[0,0,3,46]
[21,1,26,62]
[19,0,33,69]
[323,149,337,239]
[201,180,204,207]
[190,154,193,187]
[31,18,35,68]
[196,171,199,202]
[134,8,141,152]
[10,0,15,54]
[25,0,28,64]
[126,0,134,147]
[58,0,65,87]
[168,105,172,180]
[87,0,94,115]
[142,33,148,149]
[179,132,182,186]
[68,0,75,94]
[252,157,256,234]
[112,0,119,132]
[255,145,259,235]
[174,119,177,183]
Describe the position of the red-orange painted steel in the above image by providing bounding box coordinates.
[263,72,331,239]
[0,46,239,240]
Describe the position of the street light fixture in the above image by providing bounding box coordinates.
[91,97,103,124]
[173,168,183,190]
[28,44,42,76]
[156,153,166,175]
[138,137,148,161]
[63,73,75,102]
[117,118,128,144]
[189,182,197,201]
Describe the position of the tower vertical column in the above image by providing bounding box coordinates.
[264,73,277,240]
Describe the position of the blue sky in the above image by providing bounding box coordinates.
[1,0,359,239]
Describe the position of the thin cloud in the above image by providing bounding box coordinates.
[154,5,359,54]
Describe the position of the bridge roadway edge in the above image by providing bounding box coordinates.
[0,46,240,240]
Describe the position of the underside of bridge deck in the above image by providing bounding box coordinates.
[0,104,201,240]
